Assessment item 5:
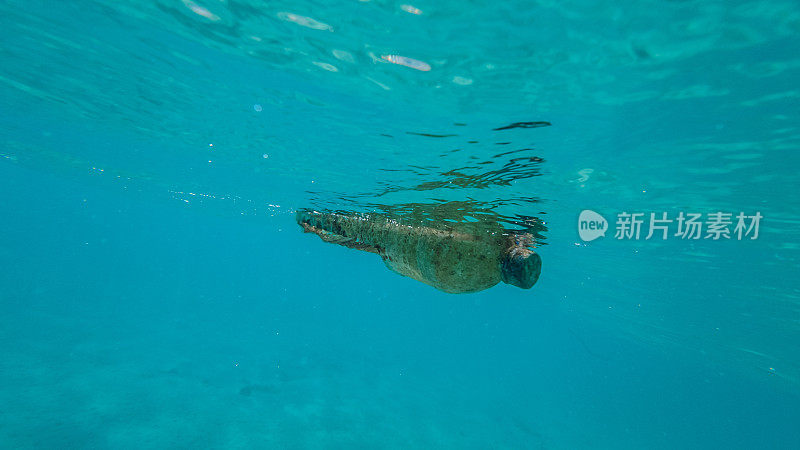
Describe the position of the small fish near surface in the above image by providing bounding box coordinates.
[296,209,542,293]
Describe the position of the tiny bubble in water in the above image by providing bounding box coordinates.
[254,104,262,112]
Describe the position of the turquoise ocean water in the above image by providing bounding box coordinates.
[2,0,800,448]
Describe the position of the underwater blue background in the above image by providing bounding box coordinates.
[2,0,800,448]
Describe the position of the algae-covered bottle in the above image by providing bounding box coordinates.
[296,209,541,293]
